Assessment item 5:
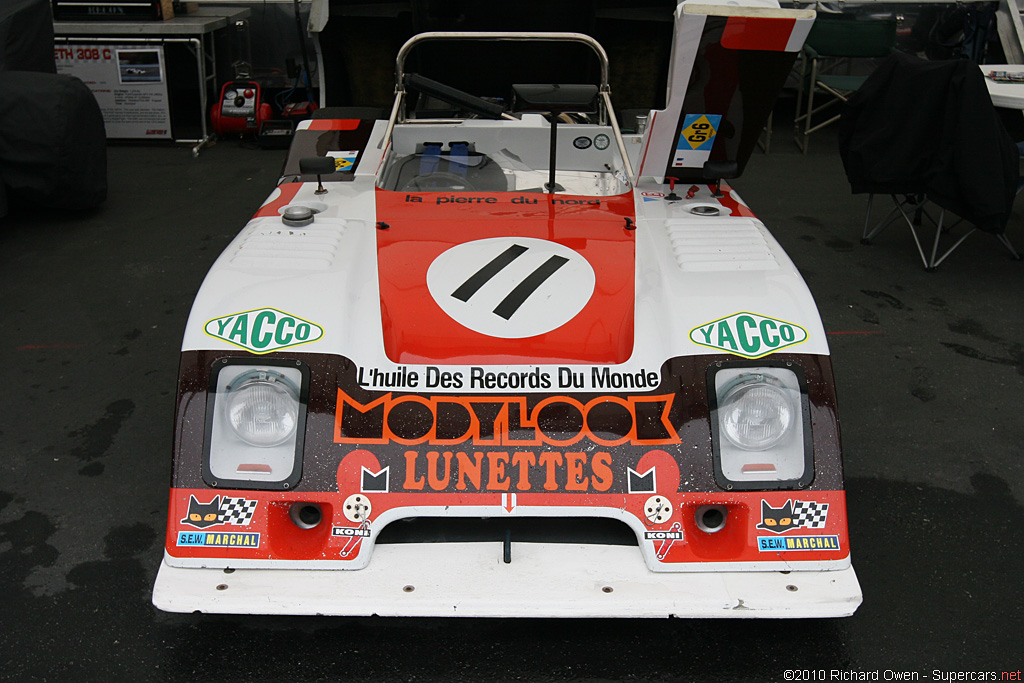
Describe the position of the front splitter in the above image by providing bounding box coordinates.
[154,542,862,618]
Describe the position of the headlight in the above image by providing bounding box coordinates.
[224,369,300,447]
[203,359,309,490]
[709,364,811,490]
[718,374,794,450]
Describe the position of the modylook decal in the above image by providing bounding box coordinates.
[204,307,324,354]
[689,312,808,358]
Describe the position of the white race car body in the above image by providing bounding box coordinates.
[154,1,863,618]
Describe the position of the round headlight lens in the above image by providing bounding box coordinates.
[224,369,300,447]
[719,374,794,451]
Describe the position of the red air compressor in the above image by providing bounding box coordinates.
[211,80,272,136]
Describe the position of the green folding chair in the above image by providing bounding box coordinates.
[794,16,897,153]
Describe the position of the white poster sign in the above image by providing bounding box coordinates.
[55,44,172,140]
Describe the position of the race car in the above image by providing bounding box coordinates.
[153,0,863,618]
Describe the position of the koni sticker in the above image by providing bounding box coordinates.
[332,526,372,538]
[180,495,258,529]
[204,307,324,354]
[689,312,808,358]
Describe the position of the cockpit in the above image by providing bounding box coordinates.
[376,33,635,197]
[378,117,632,196]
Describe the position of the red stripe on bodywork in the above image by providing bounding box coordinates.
[714,184,757,218]
[375,189,636,365]
[164,486,851,565]
[721,16,797,51]
[306,119,360,131]
[252,183,302,218]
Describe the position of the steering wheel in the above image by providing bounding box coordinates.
[402,172,478,192]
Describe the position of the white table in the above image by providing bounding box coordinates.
[54,6,251,154]
[981,64,1024,109]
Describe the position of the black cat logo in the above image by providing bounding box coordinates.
[756,499,830,534]
[756,500,800,534]
[181,495,222,529]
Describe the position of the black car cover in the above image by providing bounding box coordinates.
[0,71,107,217]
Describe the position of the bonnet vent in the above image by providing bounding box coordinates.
[665,218,779,272]
[229,217,348,270]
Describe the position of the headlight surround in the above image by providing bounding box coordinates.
[708,362,812,490]
[203,359,309,490]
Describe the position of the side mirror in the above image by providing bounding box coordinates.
[299,156,337,195]
[299,156,337,175]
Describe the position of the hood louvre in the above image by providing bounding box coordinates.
[666,218,779,272]
[228,217,348,270]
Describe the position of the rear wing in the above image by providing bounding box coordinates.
[636,2,816,183]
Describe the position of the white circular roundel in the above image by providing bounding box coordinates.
[426,237,596,339]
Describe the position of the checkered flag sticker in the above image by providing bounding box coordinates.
[218,497,258,526]
[792,500,829,529]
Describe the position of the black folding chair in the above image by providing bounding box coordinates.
[839,52,1020,270]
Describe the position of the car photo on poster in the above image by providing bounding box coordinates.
[116,49,162,83]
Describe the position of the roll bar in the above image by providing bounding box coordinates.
[395,32,610,90]
[381,31,633,181]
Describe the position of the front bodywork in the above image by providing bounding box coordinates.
[154,3,861,618]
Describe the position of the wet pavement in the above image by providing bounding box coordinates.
[1,131,1022,681]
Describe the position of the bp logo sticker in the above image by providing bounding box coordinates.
[689,312,807,358]
[205,308,324,354]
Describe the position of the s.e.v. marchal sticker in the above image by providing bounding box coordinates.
[205,307,324,354]
[689,312,807,359]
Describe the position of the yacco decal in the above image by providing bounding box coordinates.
[689,312,808,358]
[204,307,324,354]
[374,189,636,365]
[334,390,680,447]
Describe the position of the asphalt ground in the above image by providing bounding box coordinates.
[1,123,1022,681]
